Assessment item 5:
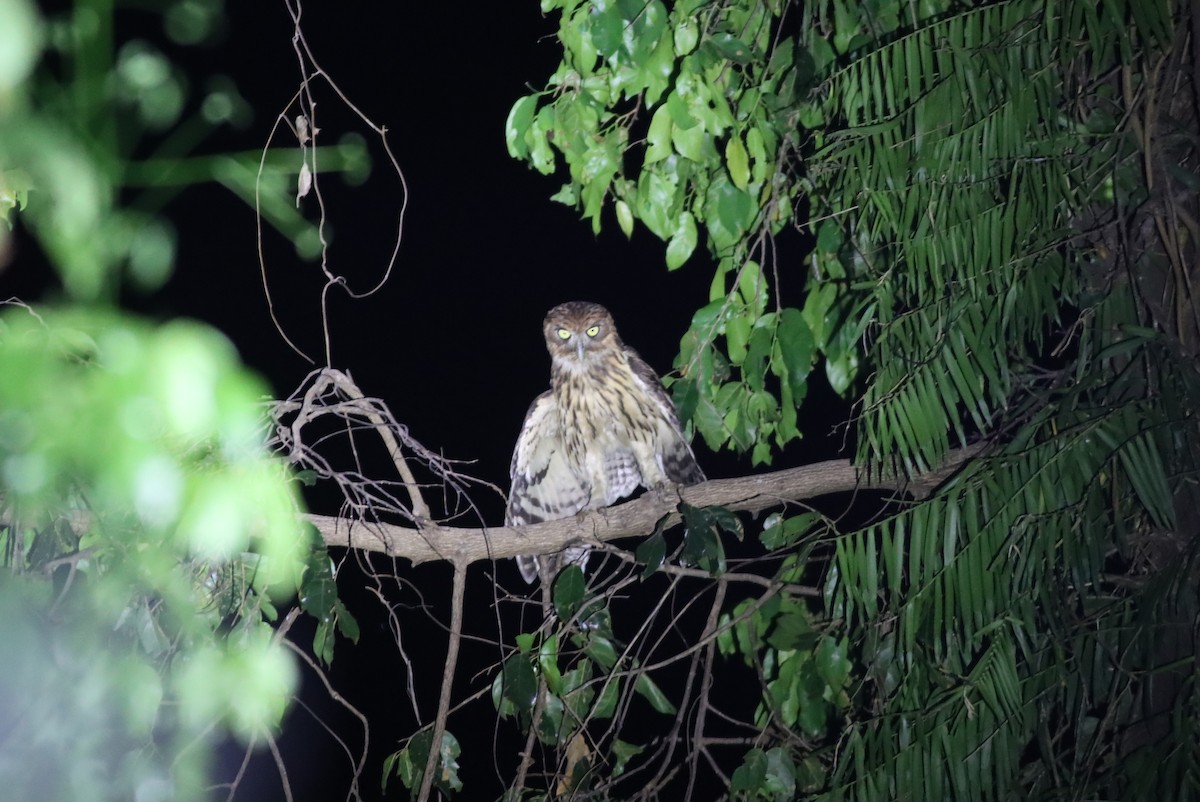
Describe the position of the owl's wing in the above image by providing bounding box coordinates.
[627,350,707,486]
[506,391,592,583]
[602,449,642,505]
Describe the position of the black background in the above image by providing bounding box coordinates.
[5,3,848,799]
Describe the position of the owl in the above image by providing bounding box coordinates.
[506,301,706,584]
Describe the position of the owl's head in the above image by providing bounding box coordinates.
[543,301,619,366]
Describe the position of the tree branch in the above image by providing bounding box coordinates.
[417,556,466,802]
[308,445,984,564]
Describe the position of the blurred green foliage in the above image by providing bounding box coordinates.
[0,1,353,799]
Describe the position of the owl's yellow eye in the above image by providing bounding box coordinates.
[586,325,601,337]
[557,328,571,340]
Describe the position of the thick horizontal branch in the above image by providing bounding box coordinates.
[307,445,983,566]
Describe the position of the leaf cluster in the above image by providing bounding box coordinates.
[508,0,1200,799]
[507,0,842,465]
[0,2,364,799]
[486,566,679,798]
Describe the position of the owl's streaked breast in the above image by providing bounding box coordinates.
[552,350,668,504]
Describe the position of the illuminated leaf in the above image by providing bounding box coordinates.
[615,198,635,238]
[726,135,750,189]
[665,210,697,269]
[634,673,677,714]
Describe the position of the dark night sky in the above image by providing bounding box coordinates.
[6,3,846,799]
[141,2,836,512]
[164,3,784,500]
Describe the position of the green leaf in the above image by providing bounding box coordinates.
[1116,432,1174,529]
[666,210,698,269]
[580,142,620,232]
[381,751,398,793]
[644,104,673,165]
[765,598,815,651]
[726,310,751,362]
[667,87,698,130]
[726,135,750,190]
[554,563,586,620]
[825,350,857,396]
[764,747,798,799]
[716,611,735,656]
[832,0,859,53]
[334,600,359,643]
[586,633,619,671]
[386,731,462,795]
[689,297,725,332]
[794,660,830,738]
[760,511,820,550]
[706,173,755,245]
[630,0,668,63]
[635,530,667,578]
[504,95,538,159]
[615,198,635,238]
[746,125,768,185]
[731,748,768,794]
[593,674,621,719]
[637,168,680,240]
[312,616,334,665]
[708,504,744,540]
[536,690,565,745]
[672,119,709,162]
[679,502,731,573]
[643,24,675,103]
[777,307,814,396]
[560,661,592,697]
[706,32,754,64]
[738,260,766,316]
[612,739,645,777]
[299,547,337,620]
[672,376,699,425]
[539,633,564,696]
[634,672,677,714]
[674,16,698,56]
[497,653,538,713]
[801,282,836,350]
[744,320,774,391]
[693,395,726,451]
[587,1,625,58]
[815,636,851,691]
[816,219,843,253]
[527,114,556,174]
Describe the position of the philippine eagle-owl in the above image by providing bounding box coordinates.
[506,301,706,584]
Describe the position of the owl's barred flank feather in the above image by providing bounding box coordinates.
[506,302,706,585]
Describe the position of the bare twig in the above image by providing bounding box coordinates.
[281,639,369,802]
[686,582,726,801]
[266,731,294,802]
[322,369,431,520]
[417,557,468,802]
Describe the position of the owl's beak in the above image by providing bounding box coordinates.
[575,341,585,361]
